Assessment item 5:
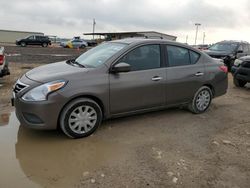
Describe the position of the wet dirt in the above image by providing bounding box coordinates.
[0,46,250,188]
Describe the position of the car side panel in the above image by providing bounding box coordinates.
[55,69,110,118]
[109,68,166,114]
[203,58,228,97]
[165,63,205,105]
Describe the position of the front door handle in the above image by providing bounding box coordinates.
[152,76,162,81]
[195,72,204,76]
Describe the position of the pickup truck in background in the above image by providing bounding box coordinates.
[0,47,10,77]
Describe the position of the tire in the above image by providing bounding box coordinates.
[60,98,102,138]
[80,45,86,49]
[188,86,213,114]
[42,43,48,47]
[233,77,247,87]
[20,42,26,47]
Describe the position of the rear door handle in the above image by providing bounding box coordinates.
[195,72,204,76]
[152,76,162,81]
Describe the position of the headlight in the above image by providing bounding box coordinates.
[22,80,67,101]
[234,59,243,67]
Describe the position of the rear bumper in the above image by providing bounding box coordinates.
[213,73,228,98]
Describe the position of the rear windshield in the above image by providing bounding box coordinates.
[75,42,127,68]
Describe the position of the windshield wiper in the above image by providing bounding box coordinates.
[67,59,85,68]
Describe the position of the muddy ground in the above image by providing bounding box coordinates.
[0,46,249,188]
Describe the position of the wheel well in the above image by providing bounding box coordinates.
[203,84,215,96]
[57,95,105,129]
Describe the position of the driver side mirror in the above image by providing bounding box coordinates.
[110,62,131,73]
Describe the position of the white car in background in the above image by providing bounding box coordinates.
[0,47,10,77]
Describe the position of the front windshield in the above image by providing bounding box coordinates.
[75,42,127,68]
[209,43,238,52]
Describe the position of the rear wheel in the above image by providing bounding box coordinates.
[188,86,212,114]
[233,77,247,87]
[60,98,102,138]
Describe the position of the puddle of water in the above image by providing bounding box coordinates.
[0,111,129,188]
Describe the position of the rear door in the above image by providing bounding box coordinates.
[165,45,205,105]
[35,36,42,45]
[109,44,166,114]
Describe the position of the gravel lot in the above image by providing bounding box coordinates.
[0,45,249,188]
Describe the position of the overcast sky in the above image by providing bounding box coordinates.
[0,0,250,44]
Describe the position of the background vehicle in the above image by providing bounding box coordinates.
[85,39,97,46]
[231,56,250,87]
[191,44,209,51]
[13,39,228,138]
[16,35,51,47]
[204,40,250,71]
[0,47,10,77]
[60,38,88,49]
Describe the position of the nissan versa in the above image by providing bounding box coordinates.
[12,38,228,138]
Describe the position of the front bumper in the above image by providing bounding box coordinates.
[13,89,66,130]
[231,65,250,82]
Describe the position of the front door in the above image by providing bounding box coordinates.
[109,44,166,114]
[27,35,36,45]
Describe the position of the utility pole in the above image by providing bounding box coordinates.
[194,23,201,45]
[92,18,96,40]
[202,32,206,45]
[185,35,188,44]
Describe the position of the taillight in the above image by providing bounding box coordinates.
[219,65,228,73]
[0,55,4,65]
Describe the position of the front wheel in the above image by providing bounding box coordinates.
[20,42,26,47]
[60,98,102,138]
[42,43,48,47]
[233,77,247,87]
[80,45,86,49]
[188,86,212,114]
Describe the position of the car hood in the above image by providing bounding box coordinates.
[204,50,231,56]
[239,55,250,61]
[25,61,89,83]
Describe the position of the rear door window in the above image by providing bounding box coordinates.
[166,45,200,67]
[166,46,190,66]
[190,50,200,64]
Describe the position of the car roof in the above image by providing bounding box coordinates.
[110,38,201,53]
[218,40,249,44]
[112,38,171,44]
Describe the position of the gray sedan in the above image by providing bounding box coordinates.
[12,38,228,138]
